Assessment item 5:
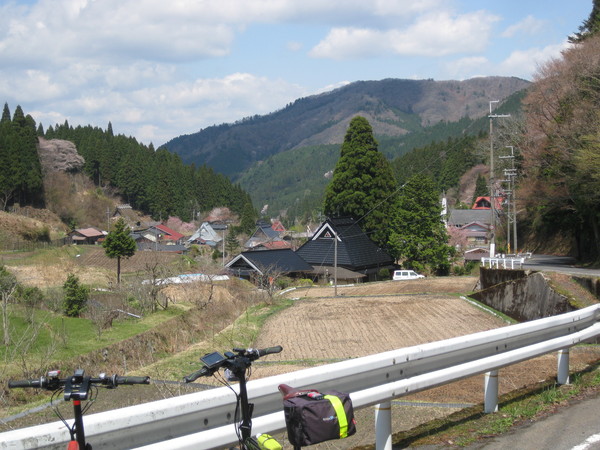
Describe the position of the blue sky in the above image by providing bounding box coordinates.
[0,0,592,147]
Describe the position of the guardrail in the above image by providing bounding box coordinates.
[2,304,600,449]
[481,257,525,269]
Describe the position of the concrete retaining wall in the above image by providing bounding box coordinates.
[472,268,575,322]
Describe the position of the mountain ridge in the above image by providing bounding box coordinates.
[163,76,530,178]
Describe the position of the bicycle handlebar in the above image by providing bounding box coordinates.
[8,371,150,392]
[184,345,283,382]
[183,366,211,383]
[8,378,46,389]
[255,345,283,357]
[112,375,151,386]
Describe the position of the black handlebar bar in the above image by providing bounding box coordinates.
[183,366,211,383]
[254,345,283,357]
[8,378,45,389]
[113,375,151,386]
[184,345,283,383]
[8,371,150,392]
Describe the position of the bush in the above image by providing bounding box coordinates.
[275,277,293,290]
[20,226,50,242]
[378,268,390,280]
[63,273,89,317]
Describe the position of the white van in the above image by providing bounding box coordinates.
[392,270,424,281]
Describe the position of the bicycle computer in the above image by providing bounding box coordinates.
[201,352,227,368]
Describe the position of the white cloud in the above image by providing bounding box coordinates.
[444,56,491,80]
[287,41,304,52]
[501,15,546,38]
[444,41,572,81]
[310,10,500,59]
[497,42,571,79]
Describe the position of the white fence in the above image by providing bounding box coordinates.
[2,304,600,449]
[481,257,525,269]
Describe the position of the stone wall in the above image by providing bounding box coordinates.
[472,268,575,322]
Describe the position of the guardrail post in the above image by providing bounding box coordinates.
[374,401,392,450]
[484,370,499,413]
[557,348,570,385]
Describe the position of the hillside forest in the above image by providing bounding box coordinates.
[0,104,257,231]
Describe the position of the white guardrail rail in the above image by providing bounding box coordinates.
[2,304,600,449]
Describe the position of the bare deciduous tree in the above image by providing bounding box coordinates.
[0,266,18,346]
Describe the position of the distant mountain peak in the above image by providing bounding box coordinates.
[163,76,530,177]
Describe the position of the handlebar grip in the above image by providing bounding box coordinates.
[114,376,150,386]
[8,379,44,389]
[184,366,210,383]
[257,345,283,357]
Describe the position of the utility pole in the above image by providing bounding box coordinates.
[488,101,510,257]
[500,146,517,254]
[223,226,227,267]
[333,228,338,297]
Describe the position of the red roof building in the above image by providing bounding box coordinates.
[154,224,185,243]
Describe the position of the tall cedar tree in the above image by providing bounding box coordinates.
[323,116,397,249]
[569,0,600,43]
[389,174,454,273]
[472,173,489,205]
[102,218,136,284]
[0,104,43,210]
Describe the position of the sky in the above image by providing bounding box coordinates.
[0,0,593,147]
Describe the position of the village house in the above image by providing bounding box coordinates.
[187,222,223,248]
[225,248,312,281]
[244,220,287,250]
[295,217,395,283]
[69,227,105,245]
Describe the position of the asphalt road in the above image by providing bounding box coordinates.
[523,254,600,277]
[460,393,600,450]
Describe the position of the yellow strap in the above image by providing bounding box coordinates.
[324,394,349,438]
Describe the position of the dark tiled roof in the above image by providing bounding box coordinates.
[447,209,492,226]
[295,218,394,271]
[226,248,313,275]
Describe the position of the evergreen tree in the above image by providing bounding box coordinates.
[1,103,10,124]
[102,217,137,284]
[62,273,88,317]
[570,0,600,43]
[323,116,397,249]
[472,173,489,205]
[389,174,454,273]
[225,229,240,257]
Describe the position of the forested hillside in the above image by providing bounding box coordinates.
[0,103,258,231]
[0,104,44,211]
[519,29,600,260]
[239,89,524,221]
[164,77,529,178]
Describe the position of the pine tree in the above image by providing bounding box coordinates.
[570,0,600,43]
[472,173,489,205]
[63,273,88,317]
[389,174,454,273]
[323,116,397,249]
[102,217,137,283]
